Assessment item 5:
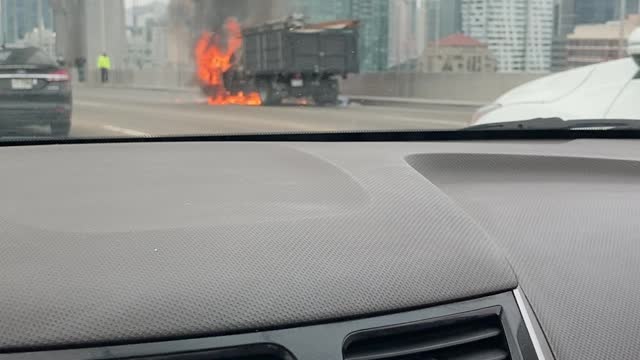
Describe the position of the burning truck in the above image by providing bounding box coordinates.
[195,15,360,106]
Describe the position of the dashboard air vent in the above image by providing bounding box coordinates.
[343,307,511,360]
[125,344,295,360]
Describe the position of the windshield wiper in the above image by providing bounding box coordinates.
[465,118,640,131]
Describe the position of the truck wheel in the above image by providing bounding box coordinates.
[257,81,281,106]
[313,80,339,106]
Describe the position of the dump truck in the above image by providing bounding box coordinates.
[220,16,360,105]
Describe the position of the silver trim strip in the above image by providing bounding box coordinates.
[0,73,68,81]
[513,288,546,360]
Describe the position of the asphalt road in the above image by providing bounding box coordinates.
[12,86,477,138]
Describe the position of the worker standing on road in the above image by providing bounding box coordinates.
[75,57,86,82]
[97,53,111,83]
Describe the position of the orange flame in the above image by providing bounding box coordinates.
[195,18,261,106]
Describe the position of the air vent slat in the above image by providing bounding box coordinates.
[343,307,511,360]
[449,349,509,360]
[122,344,295,360]
[346,327,502,360]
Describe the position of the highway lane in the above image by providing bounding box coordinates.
[10,86,477,138]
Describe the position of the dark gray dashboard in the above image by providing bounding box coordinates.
[1,139,639,360]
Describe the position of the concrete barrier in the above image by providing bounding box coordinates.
[340,72,544,102]
[81,66,546,104]
[346,95,485,108]
[82,67,196,89]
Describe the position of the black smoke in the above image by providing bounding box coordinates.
[170,0,292,32]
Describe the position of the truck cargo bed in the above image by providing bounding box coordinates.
[242,21,359,75]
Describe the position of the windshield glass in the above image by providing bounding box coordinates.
[0,47,57,66]
[0,0,638,139]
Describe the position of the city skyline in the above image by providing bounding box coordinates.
[388,0,427,67]
[294,0,390,72]
[0,0,54,45]
[462,0,554,73]
[426,0,463,42]
[2,0,640,74]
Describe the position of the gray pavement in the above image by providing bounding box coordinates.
[62,86,474,138]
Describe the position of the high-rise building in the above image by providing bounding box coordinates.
[575,0,617,24]
[1,0,53,45]
[526,0,555,72]
[553,0,640,39]
[462,0,554,73]
[551,0,640,71]
[554,0,639,27]
[419,33,496,73]
[551,0,575,72]
[627,0,640,15]
[294,0,389,72]
[388,0,427,67]
[294,0,351,22]
[349,0,389,72]
[566,14,640,68]
[554,0,576,37]
[426,0,462,42]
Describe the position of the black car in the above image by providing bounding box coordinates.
[0,46,72,136]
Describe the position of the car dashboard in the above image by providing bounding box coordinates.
[1,139,639,360]
[2,291,541,360]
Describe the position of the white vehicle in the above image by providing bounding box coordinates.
[472,29,640,126]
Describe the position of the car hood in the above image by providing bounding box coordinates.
[474,58,638,125]
[497,58,636,105]
[496,65,595,104]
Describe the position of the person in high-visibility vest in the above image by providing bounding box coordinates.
[97,53,111,83]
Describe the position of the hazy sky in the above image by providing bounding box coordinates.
[125,0,168,8]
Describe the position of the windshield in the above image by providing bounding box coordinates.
[0,47,57,67]
[1,0,639,139]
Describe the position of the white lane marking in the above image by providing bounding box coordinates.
[102,125,151,137]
